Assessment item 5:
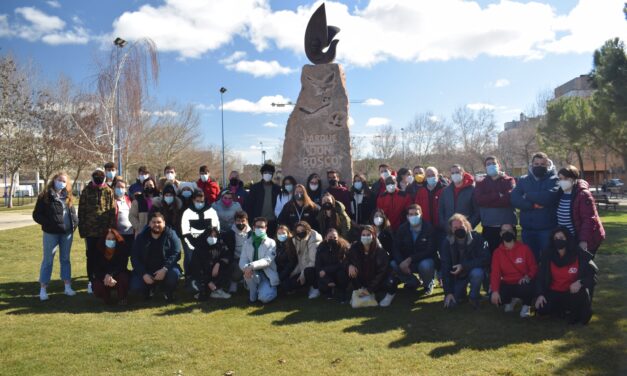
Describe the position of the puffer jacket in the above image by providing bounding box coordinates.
[317,201,351,239]
[559,179,605,253]
[376,188,412,230]
[291,229,323,278]
[414,181,447,228]
[474,172,517,227]
[33,188,78,234]
[78,182,115,238]
[438,172,480,230]
[511,162,559,231]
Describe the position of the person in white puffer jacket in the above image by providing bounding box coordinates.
[290,221,323,299]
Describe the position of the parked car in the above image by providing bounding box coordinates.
[607,178,624,187]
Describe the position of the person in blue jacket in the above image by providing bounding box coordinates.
[510,152,559,260]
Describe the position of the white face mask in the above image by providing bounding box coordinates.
[206,236,218,245]
[373,216,384,226]
[309,183,319,191]
[405,175,414,185]
[451,173,462,184]
[386,184,396,193]
[380,170,390,179]
[559,179,573,191]
[138,174,149,183]
[262,173,273,182]
[165,172,175,180]
[200,174,209,182]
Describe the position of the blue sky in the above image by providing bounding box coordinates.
[1,0,625,164]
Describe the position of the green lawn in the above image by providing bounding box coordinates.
[0,211,626,375]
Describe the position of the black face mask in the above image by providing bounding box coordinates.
[501,232,516,243]
[296,231,307,239]
[229,178,239,186]
[294,193,304,201]
[532,166,548,178]
[322,202,334,210]
[454,228,467,239]
[327,239,337,246]
[144,187,155,196]
[236,223,246,231]
[93,175,105,185]
[328,179,338,187]
[554,239,568,250]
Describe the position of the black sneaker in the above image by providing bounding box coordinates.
[164,292,174,302]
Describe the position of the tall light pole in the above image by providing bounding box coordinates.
[260,141,265,164]
[114,37,126,176]
[220,87,227,188]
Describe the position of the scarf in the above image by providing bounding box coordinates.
[252,232,267,261]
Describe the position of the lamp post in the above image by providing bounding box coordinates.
[260,141,265,164]
[220,87,227,188]
[114,37,126,176]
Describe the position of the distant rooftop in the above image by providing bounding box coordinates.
[554,74,594,99]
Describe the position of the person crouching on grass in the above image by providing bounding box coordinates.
[92,228,130,305]
[188,227,232,300]
[239,217,279,304]
[130,211,182,301]
[489,224,537,318]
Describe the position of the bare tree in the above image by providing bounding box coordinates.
[371,125,398,160]
[405,112,443,165]
[451,107,497,173]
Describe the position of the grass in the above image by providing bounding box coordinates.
[0,212,626,375]
[0,196,36,212]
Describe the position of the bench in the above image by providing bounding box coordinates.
[592,194,619,211]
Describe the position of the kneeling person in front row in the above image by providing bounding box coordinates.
[189,227,232,300]
[130,211,182,301]
[490,224,537,318]
[239,217,279,304]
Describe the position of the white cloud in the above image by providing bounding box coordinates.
[46,1,61,9]
[428,115,439,123]
[152,110,178,117]
[225,59,295,77]
[194,103,216,111]
[362,98,384,106]
[1,7,89,45]
[492,78,510,88]
[219,51,247,64]
[41,26,89,45]
[222,94,292,114]
[263,121,279,128]
[366,117,391,127]
[467,103,496,111]
[348,116,355,126]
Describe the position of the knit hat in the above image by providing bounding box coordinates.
[179,181,197,191]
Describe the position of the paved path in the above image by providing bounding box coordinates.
[0,210,35,231]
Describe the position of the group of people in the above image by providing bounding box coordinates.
[33,151,604,324]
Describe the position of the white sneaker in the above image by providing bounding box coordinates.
[210,289,232,299]
[228,281,238,294]
[39,288,49,301]
[379,293,395,307]
[87,282,93,294]
[511,297,522,307]
[64,285,76,296]
[504,303,514,313]
[308,287,321,299]
[520,305,531,318]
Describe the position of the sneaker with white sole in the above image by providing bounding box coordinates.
[379,293,395,307]
[39,288,49,301]
[210,289,232,299]
[504,303,514,313]
[511,297,522,307]
[308,287,321,299]
[64,286,76,296]
[87,282,93,294]
[519,305,531,318]
[228,281,238,294]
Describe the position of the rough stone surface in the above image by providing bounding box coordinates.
[281,64,353,189]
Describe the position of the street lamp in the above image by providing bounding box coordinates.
[260,141,265,164]
[220,87,227,188]
[114,37,126,176]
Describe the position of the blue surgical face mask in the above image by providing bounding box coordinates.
[164,196,174,205]
[361,235,373,246]
[408,214,422,226]
[255,228,266,237]
[426,176,437,186]
[206,236,218,246]
[105,239,116,248]
[353,181,363,191]
[194,202,204,210]
[277,233,288,242]
[54,180,66,191]
[181,190,192,198]
[114,188,125,197]
[486,164,499,177]
[105,171,116,179]
[285,184,294,193]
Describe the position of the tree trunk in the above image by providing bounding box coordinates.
[7,170,17,208]
[575,148,585,178]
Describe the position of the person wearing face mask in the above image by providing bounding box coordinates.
[223,211,252,293]
[239,217,279,304]
[178,182,197,211]
[349,174,374,228]
[315,228,350,301]
[151,183,183,230]
[391,204,436,295]
[278,184,320,231]
[370,209,394,255]
[287,221,323,298]
[376,175,412,231]
[227,170,248,205]
[325,170,352,214]
[92,228,130,305]
[305,173,323,206]
[438,164,480,234]
[511,152,560,260]
[212,190,243,230]
[104,161,117,188]
[129,177,159,236]
[128,166,150,201]
[33,172,79,300]
[196,165,220,206]
[244,163,281,238]
[370,164,394,199]
[410,166,426,192]
[556,165,605,255]
[489,224,537,318]
[113,179,134,268]
[180,189,221,285]
[188,227,232,300]
[440,214,490,309]
[397,168,417,197]
[317,192,351,240]
[274,176,297,219]
[130,212,182,301]
[79,167,115,294]
[274,225,298,294]
[347,225,397,307]
[157,165,181,192]
[535,227,597,325]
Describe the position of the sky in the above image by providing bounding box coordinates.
[1,0,626,164]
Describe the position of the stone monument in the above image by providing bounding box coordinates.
[281,3,353,188]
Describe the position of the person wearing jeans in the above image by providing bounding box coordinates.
[33,172,78,300]
[239,217,279,304]
[440,214,490,309]
[391,204,436,295]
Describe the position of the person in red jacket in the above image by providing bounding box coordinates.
[556,165,605,255]
[415,166,447,229]
[325,170,352,214]
[490,224,538,318]
[371,164,396,199]
[196,165,220,206]
[376,176,412,231]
